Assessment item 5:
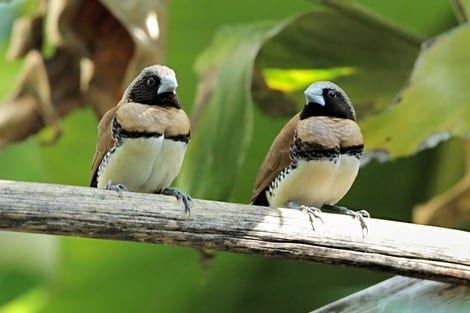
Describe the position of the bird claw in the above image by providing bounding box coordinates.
[288,201,324,230]
[323,205,370,237]
[161,187,192,215]
[105,180,127,198]
[304,207,325,230]
[358,209,370,218]
[353,211,369,237]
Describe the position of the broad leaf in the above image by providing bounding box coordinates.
[178,21,289,200]
[361,23,470,160]
[255,9,422,118]
[179,3,430,200]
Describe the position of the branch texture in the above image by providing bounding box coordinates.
[312,275,470,313]
[0,180,469,286]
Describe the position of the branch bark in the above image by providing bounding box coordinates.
[312,275,470,312]
[0,180,469,286]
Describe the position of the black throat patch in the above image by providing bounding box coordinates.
[153,92,181,109]
[130,92,181,109]
[300,102,354,120]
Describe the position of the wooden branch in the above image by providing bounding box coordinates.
[0,180,469,286]
[311,275,470,312]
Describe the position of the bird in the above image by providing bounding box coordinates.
[90,64,191,212]
[251,81,369,231]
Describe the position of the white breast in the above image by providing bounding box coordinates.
[97,137,187,193]
[267,154,360,209]
[143,138,187,192]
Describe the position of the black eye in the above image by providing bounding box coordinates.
[328,91,337,98]
[145,76,157,88]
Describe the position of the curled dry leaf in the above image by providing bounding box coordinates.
[0,0,167,149]
[100,0,168,83]
[0,48,80,148]
[6,0,45,60]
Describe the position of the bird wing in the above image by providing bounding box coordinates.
[250,113,299,204]
[90,107,118,187]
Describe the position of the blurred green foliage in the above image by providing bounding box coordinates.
[362,23,470,158]
[0,0,467,312]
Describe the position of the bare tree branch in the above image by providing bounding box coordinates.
[0,180,469,286]
[311,275,470,313]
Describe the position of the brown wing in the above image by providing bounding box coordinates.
[250,113,299,204]
[90,107,118,187]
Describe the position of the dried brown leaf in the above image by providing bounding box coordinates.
[0,48,81,147]
[0,0,167,149]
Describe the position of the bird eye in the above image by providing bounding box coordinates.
[328,91,337,98]
[145,77,157,88]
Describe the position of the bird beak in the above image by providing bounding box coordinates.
[304,86,325,106]
[158,75,178,94]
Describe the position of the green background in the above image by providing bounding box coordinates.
[0,0,467,312]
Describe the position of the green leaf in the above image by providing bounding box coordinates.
[255,7,422,118]
[452,0,470,23]
[262,67,356,92]
[180,2,424,200]
[178,21,289,200]
[361,24,470,160]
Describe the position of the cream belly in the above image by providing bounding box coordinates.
[97,137,187,192]
[267,154,360,208]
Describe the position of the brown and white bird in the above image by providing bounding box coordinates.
[90,64,191,211]
[251,81,368,230]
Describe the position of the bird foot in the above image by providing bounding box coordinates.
[105,180,127,198]
[322,204,370,237]
[161,187,192,214]
[288,201,324,230]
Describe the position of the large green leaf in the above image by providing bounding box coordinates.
[255,7,422,118]
[178,21,290,201]
[179,2,425,201]
[361,23,470,160]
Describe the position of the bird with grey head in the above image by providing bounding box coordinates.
[90,64,192,212]
[251,81,369,231]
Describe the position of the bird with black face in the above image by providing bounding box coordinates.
[251,81,369,231]
[90,64,192,212]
